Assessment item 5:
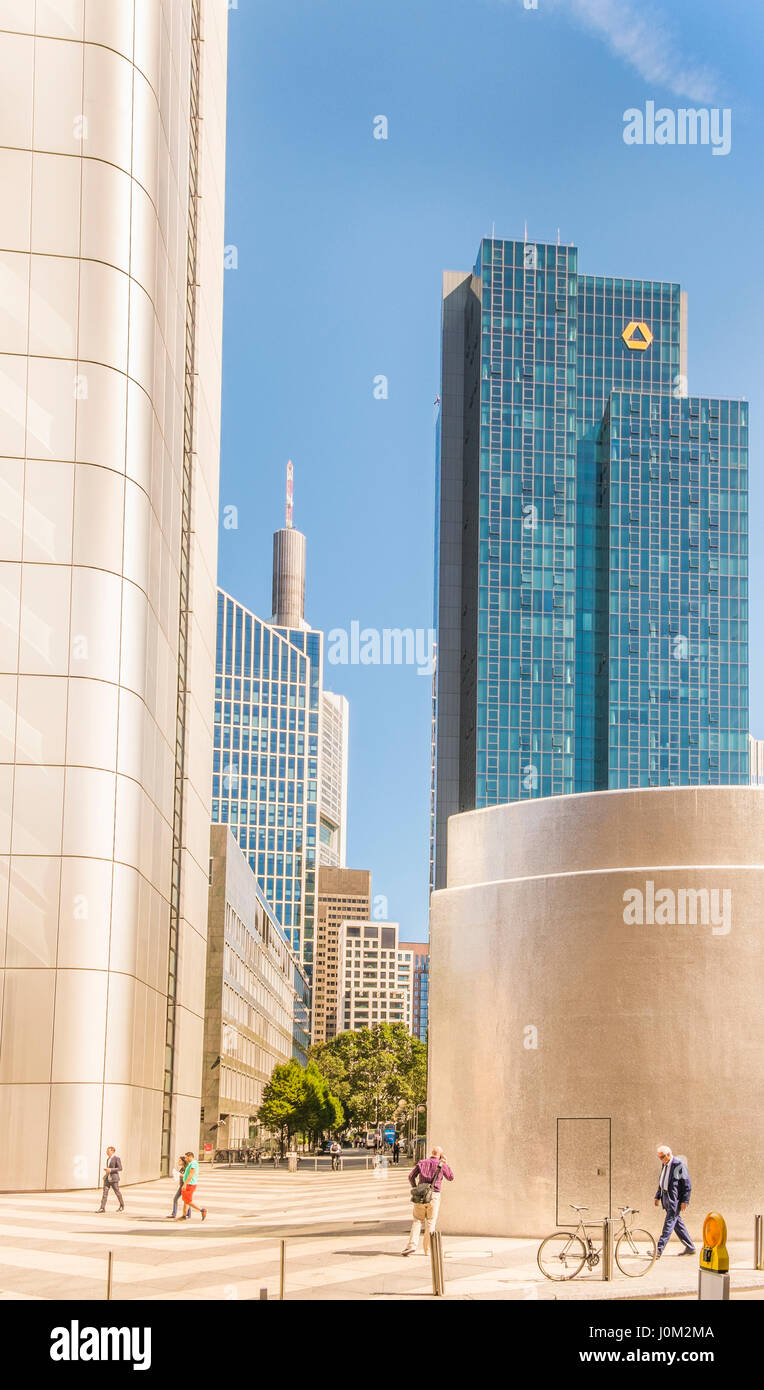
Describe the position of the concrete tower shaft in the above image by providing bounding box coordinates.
[272,526,307,629]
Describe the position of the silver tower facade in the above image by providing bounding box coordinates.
[0,1,228,1189]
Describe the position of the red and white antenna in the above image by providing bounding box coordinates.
[285,459,294,528]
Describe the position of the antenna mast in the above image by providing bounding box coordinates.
[285,459,294,528]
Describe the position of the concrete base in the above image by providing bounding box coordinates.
[429,787,764,1237]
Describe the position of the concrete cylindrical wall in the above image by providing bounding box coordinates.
[429,786,764,1237]
[272,528,306,629]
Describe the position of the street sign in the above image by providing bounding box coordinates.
[383,1125,396,1144]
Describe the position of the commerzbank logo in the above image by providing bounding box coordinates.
[622,321,653,352]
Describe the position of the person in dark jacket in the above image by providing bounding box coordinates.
[654,1144,695,1256]
[97,1146,124,1213]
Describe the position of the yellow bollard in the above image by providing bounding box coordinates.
[699,1212,729,1273]
[698,1211,730,1301]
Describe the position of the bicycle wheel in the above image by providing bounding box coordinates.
[615,1227,657,1277]
[537,1231,587,1281]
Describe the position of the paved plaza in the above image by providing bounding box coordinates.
[1,1166,762,1301]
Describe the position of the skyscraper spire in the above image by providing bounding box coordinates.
[272,461,307,628]
[286,458,294,528]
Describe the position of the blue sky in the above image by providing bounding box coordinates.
[219,0,764,940]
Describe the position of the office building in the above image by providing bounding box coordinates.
[432,237,748,887]
[213,591,315,961]
[319,690,349,868]
[0,1,228,1189]
[214,481,339,989]
[409,942,429,1043]
[268,484,324,980]
[201,826,310,1154]
[429,785,764,1235]
[337,922,412,1034]
[313,866,371,1043]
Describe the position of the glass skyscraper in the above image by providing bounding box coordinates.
[213,591,320,977]
[213,486,336,985]
[432,237,748,888]
[410,943,429,1044]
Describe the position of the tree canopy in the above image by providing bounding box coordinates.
[257,1059,344,1154]
[309,1023,427,1130]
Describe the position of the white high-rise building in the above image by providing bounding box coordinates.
[749,735,764,786]
[337,922,413,1034]
[0,1,228,1189]
[319,690,348,868]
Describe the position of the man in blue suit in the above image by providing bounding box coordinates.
[654,1144,696,1257]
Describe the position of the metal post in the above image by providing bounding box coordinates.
[601,1218,614,1281]
[259,1287,268,1300]
[755,1214,764,1271]
[429,1230,446,1296]
[698,1268,730,1300]
[106,1250,114,1300]
[279,1238,286,1301]
[314,1156,317,1173]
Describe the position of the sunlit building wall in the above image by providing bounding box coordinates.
[0,1,228,1189]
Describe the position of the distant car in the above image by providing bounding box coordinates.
[365,1133,377,1149]
[322,1140,334,1153]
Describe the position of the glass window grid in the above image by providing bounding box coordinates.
[213,592,324,982]
[462,240,749,807]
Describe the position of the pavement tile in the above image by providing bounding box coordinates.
[1,1167,762,1301]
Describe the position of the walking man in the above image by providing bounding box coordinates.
[96,1146,124,1213]
[402,1145,454,1255]
[392,1137,401,1166]
[176,1152,207,1222]
[654,1144,696,1257]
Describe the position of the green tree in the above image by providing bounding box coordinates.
[257,1058,344,1154]
[295,1061,345,1149]
[257,1060,305,1156]
[310,1024,426,1132]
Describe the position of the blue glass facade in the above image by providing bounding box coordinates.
[412,946,429,1044]
[474,237,578,806]
[433,236,748,882]
[213,589,321,979]
[575,272,685,791]
[603,392,748,786]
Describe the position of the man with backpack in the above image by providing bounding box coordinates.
[402,1145,454,1255]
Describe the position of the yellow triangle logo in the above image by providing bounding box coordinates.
[622,321,653,351]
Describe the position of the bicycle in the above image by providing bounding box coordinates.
[537,1204,657,1280]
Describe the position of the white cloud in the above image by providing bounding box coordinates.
[528,0,720,104]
